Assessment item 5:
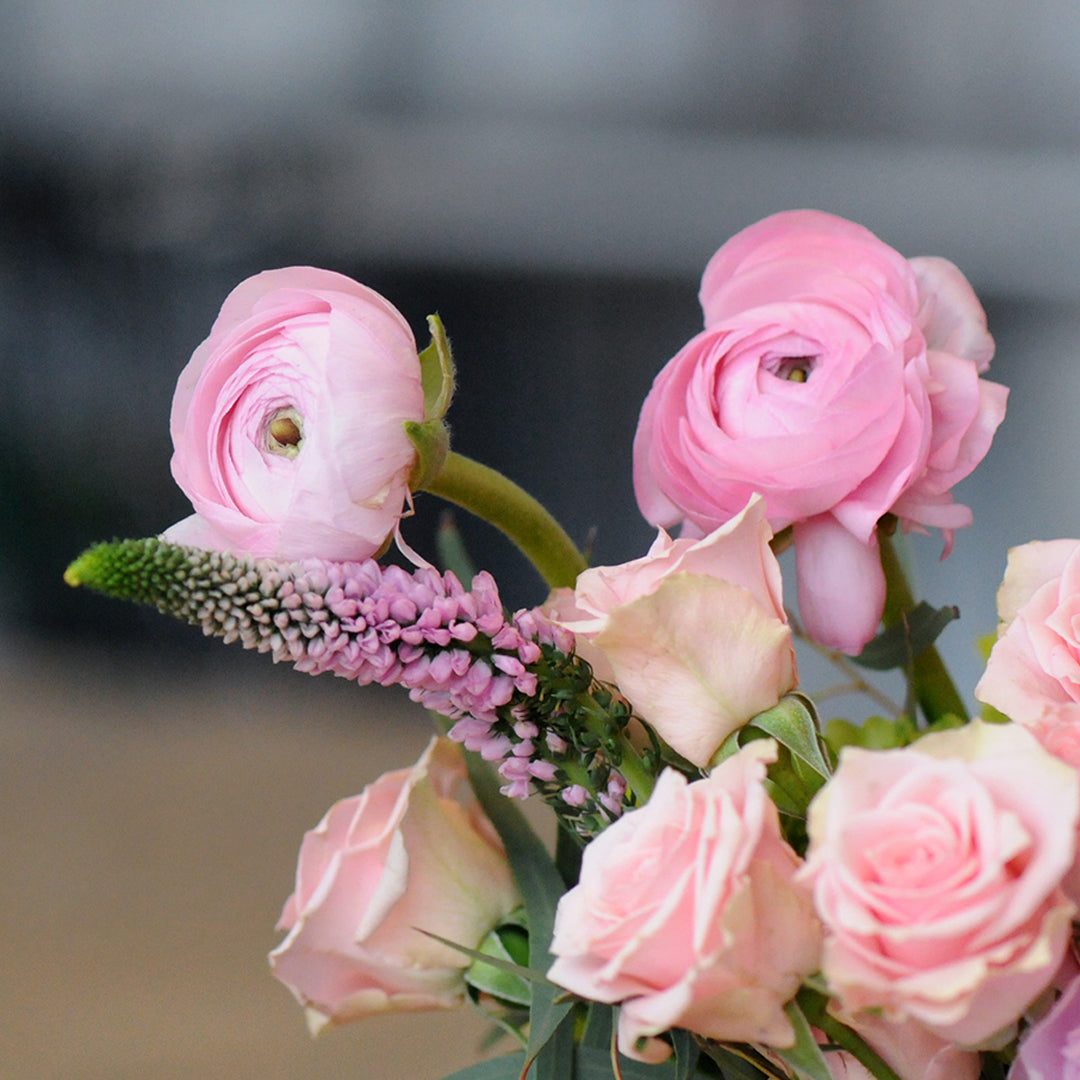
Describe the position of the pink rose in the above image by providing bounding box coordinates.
[976,540,1080,748]
[269,737,519,1033]
[801,721,1078,1046]
[1011,972,1080,1080]
[547,741,823,1063]
[165,267,425,560]
[822,1012,980,1080]
[548,495,796,767]
[633,210,1007,654]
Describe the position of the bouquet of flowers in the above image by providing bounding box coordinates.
[64,210,1080,1080]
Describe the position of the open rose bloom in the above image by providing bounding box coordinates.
[801,722,1079,1048]
[548,741,822,1063]
[633,210,1007,653]
[166,267,425,561]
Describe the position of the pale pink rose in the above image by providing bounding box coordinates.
[547,741,823,1062]
[1011,972,1080,1079]
[548,495,796,767]
[269,737,519,1033]
[976,539,1080,738]
[165,267,425,560]
[821,1011,980,1080]
[801,721,1078,1047]
[633,209,1007,654]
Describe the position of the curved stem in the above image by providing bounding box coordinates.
[790,617,904,718]
[420,451,587,590]
[879,531,969,724]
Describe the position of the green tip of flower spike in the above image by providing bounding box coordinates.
[63,538,195,611]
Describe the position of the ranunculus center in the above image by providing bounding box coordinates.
[265,408,304,458]
[772,355,815,382]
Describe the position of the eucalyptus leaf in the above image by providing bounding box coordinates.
[531,1005,578,1080]
[852,602,959,671]
[439,1052,527,1080]
[697,1044,776,1080]
[669,1029,701,1080]
[580,1001,614,1050]
[463,755,573,1063]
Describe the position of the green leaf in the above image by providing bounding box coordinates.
[852,602,959,671]
[463,756,573,1065]
[769,1000,834,1080]
[460,925,543,1006]
[436,511,479,583]
[697,1044,775,1080]
[749,694,831,780]
[580,1001,614,1051]
[418,312,456,421]
[574,1045,679,1079]
[440,1053,527,1080]
[823,714,915,755]
[669,1029,701,1080]
[531,1005,577,1080]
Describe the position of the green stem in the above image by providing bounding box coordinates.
[879,531,969,724]
[421,451,587,590]
[796,987,903,1080]
[576,695,655,804]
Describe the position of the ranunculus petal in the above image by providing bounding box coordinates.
[909,256,995,370]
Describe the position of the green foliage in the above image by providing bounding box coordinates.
[853,601,959,671]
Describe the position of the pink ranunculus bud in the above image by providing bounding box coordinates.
[632,210,1008,654]
[1010,972,1080,1080]
[269,737,519,1033]
[547,741,823,1062]
[801,721,1079,1048]
[165,267,426,561]
[548,494,796,767]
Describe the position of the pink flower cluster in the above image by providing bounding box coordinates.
[80,536,636,824]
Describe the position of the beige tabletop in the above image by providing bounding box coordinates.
[2,637,544,1080]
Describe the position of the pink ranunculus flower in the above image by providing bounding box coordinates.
[548,494,796,767]
[633,210,1008,654]
[976,539,1080,748]
[165,267,426,560]
[1010,972,1080,1080]
[269,737,519,1033]
[801,721,1079,1047]
[547,741,823,1063]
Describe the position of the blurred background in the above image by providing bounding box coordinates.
[4,3,1080,1077]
